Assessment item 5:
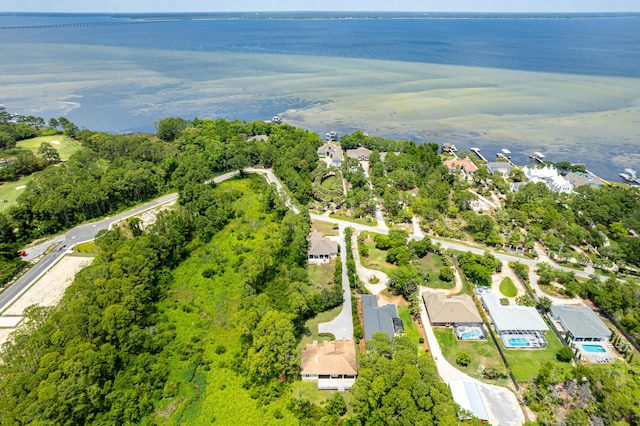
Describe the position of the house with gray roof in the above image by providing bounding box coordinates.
[481,292,548,348]
[346,146,372,161]
[550,305,611,343]
[317,143,343,167]
[361,294,404,341]
[566,171,603,189]
[422,292,482,326]
[307,231,338,264]
[485,161,513,176]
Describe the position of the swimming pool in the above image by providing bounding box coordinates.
[459,329,484,340]
[507,337,530,347]
[582,344,606,353]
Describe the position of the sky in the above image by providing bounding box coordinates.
[2,0,639,13]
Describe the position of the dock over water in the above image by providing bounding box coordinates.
[470,148,487,162]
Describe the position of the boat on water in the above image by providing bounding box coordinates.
[530,151,546,163]
[619,168,640,184]
[326,131,338,142]
[271,116,283,124]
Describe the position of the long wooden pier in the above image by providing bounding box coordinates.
[470,148,487,162]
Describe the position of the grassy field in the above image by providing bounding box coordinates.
[16,135,82,161]
[0,175,33,213]
[150,177,299,425]
[308,260,336,293]
[320,174,342,192]
[499,277,517,297]
[413,253,454,290]
[502,330,569,382]
[71,241,99,256]
[329,213,376,227]
[311,220,339,236]
[361,240,396,275]
[433,327,510,386]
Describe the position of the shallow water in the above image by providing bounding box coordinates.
[1,14,639,180]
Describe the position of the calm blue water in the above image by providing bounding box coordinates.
[1,13,639,179]
[2,13,639,78]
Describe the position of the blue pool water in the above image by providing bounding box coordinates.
[507,337,530,347]
[582,344,606,353]
[459,329,483,340]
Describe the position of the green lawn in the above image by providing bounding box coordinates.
[413,253,455,291]
[499,277,517,297]
[71,241,99,257]
[329,214,376,227]
[297,305,343,353]
[308,260,336,293]
[311,220,339,236]
[16,135,83,161]
[433,327,509,386]
[502,330,569,382]
[320,174,342,192]
[398,305,422,348]
[0,174,33,213]
[361,240,396,275]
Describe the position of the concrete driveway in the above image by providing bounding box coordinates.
[419,287,525,426]
[318,225,354,340]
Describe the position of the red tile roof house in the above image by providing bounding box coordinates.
[443,157,478,178]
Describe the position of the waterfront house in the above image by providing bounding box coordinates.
[317,142,343,167]
[346,146,373,161]
[444,157,478,178]
[522,166,573,193]
[566,171,603,189]
[485,161,513,177]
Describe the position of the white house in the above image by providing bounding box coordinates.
[522,166,573,193]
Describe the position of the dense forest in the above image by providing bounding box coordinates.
[1,115,640,424]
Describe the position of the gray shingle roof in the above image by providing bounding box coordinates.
[361,294,400,340]
[550,305,611,340]
[308,231,337,256]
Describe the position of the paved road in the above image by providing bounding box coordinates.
[0,169,276,314]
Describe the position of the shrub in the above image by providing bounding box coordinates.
[455,352,472,367]
[482,365,507,379]
[556,346,574,363]
[439,266,454,282]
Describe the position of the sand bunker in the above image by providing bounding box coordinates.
[15,185,26,190]
[50,139,60,145]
